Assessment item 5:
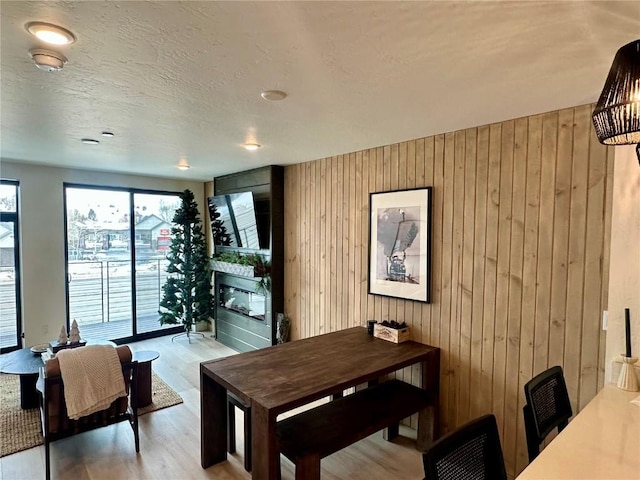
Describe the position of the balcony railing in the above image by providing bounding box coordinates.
[0,259,175,348]
[67,259,174,338]
[0,266,17,348]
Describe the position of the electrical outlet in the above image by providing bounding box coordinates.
[42,324,49,334]
[602,310,608,331]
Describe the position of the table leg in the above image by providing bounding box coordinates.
[135,361,153,408]
[251,403,278,480]
[417,351,441,451]
[19,374,39,409]
[200,366,227,468]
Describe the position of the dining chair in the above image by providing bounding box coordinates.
[522,365,573,462]
[422,414,507,480]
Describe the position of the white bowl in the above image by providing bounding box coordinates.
[30,343,49,354]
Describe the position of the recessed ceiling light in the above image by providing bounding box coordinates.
[81,138,99,145]
[102,131,114,137]
[177,159,191,170]
[25,22,76,46]
[244,143,261,151]
[261,90,287,101]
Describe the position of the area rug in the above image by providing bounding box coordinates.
[0,371,183,458]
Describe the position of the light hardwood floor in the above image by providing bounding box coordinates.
[0,333,426,479]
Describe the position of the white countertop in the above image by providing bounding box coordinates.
[517,384,640,480]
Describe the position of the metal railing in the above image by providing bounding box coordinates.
[0,266,17,348]
[67,259,170,327]
[0,259,175,347]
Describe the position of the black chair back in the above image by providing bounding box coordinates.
[423,414,507,480]
[523,365,573,462]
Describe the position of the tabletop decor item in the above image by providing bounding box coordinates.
[30,343,49,355]
[50,338,86,353]
[617,355,638,392]
[373,320,411,344]
[367,320,377,335]
[368,187,431,303]
[617,308,638,392]
[50,320,86,353]
[68,319,81,343]
[57,325,68,345]
[625,308,632,358]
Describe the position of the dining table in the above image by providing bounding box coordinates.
[200,326,440,479]
[516,384,640,479]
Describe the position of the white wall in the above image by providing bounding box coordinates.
[0,161,207,346]
[606,145,640,382]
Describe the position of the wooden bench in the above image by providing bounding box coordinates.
[276,379,430,480]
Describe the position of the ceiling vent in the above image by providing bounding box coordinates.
[29,48,67,72]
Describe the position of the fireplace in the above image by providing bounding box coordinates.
[218,277,266,321]
[214,272,272,351]
[212,165,284,353]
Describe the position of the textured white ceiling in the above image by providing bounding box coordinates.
[1,1,639,181]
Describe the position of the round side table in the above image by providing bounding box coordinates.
[132,350,160,408]
[0,348,45,409]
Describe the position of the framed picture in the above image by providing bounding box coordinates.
[368,187,431,303]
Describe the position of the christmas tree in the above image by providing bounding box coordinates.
[159,189,213,341]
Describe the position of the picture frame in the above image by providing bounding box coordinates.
[368,187,431,303]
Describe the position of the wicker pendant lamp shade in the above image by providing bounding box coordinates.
[592,39,640,145]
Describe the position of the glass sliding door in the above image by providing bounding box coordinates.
[0,180,22,353]
[133,192,180,334]
[65,187,133,340]
[64,185,182,342]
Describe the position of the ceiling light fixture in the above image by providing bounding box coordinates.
[592,39,640,164]
[29,48,67,72]
[244,143,261,151]
[81,138,99,145]
[25,22,76,45]
[102,131,114,137]
[261,90,287,101]
[177,159,191,170]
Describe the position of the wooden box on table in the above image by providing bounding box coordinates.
[373,324,411,343]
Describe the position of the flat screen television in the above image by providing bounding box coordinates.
[208,192,264,249]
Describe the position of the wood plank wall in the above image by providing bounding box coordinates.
[283,103,614,478]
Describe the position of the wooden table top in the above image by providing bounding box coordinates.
[201,326,439,412]
[516,384,640,479]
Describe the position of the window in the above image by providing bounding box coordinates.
[0,180,22,352]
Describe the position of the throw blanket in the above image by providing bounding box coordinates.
[56,344,126,420]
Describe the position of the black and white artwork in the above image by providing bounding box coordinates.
[368,188,431,303]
